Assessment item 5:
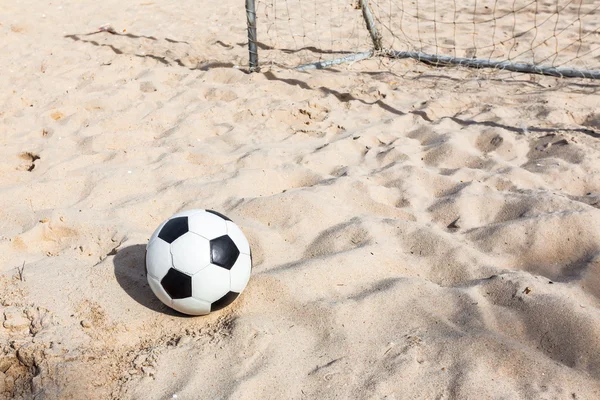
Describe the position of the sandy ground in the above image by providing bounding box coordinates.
[2,0,600,399]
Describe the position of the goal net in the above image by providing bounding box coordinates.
[250,0,600,78]
[253,0,374,68]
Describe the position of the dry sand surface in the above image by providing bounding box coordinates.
[2,0,600,399]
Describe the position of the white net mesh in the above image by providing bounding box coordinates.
[372,0,600,70]
[255,0,372,67]
[253,0,600,76]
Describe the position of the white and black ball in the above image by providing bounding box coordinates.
[145,209,251,315]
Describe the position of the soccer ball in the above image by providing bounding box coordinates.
[145,209,252,315]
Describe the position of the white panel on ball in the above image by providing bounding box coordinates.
[171,297,211,316]
[192,265,231,303]
[230,253,252,293]
[147,276,172,307]
[171,232,211,275]
[169,208,203,219]
[146,239,173,280]
[188,211,228,240]
[225,221,251,255]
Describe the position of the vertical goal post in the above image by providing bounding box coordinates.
[246,0,259,71]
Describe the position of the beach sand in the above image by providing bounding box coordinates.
[1,0,600,399]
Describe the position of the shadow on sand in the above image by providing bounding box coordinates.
[113,243,180,316]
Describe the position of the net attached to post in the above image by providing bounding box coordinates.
[249,0,600,79]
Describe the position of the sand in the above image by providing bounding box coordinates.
[2,0,600,399]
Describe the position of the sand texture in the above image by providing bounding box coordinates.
[2,0,600,399]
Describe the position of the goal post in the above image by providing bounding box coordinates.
[246,0,600,79]
[246,0,259,71]
[359,0,382,51]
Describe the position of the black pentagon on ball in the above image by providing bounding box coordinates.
[158,217,189,244]
[205,209,232,221]
[210,235,240,270]
[161,268,192,299]
[211,291,239,312]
